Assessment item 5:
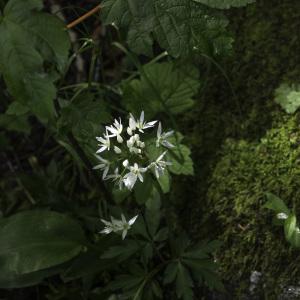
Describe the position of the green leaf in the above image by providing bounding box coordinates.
[101,240,140,261]
[6,102,29,115]
[102,0,233,57]
[0,264,64,289]
[264,192,290,215]
[167,145,194,176]
[123,62,200,118]
[145,189,161,237]
[0,210,87,278]
[176,262,194,300]
[192,0,255,9]
[284,214,297,241]
[0,113,31,134]
[157,170,171,194]
[274,83,300,114]
[0,0,70,122]
[163,262,178,285]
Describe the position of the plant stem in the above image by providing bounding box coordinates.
[66,5,102,29]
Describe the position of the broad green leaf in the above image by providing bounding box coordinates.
[0,114,31,134]
[264,192,290,215]
[274,83,300,114]
[193,0,255,9]
[145,189,161,237]
[6,102,29,115]
[0,264,63,289]
[123,62,200,118]
[0,210,87,277]
[0,0,70,121]
[102,0,233,57]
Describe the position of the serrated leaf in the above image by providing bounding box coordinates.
[123,62,200,118]
[274,83,300,114]
[0,0,70,121]
[193,0,255,9]
[102,0,233,57]
[167,145,194,176]
[0,210,87,280]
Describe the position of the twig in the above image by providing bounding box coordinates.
[66,4,101,29]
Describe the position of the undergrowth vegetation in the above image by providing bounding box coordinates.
[1,0,300,299]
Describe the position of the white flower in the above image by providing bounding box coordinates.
[150,151,172,178]
[96,132,110,153]
[93,155,110,179]
[277,212,288,220]
[119,214,139,239]
[114,146,122,154]
[128,111,157,134]
[100,214,138,240]
[106,118,123,143]
[156,122,174,148]
[127,134,143,154]
[124,163,147,190]
[94,111,175,191]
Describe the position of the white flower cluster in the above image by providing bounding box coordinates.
[94,111,174,190]
[100,214,138,240]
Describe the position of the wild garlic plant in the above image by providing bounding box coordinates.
[94,111,174,191]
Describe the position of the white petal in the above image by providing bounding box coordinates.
[157,122,162,138]
[123,160,129,167]
[155,167,160,178]
[122,229,128,240]
[102,167,109,179]
[121,214,126,223]
[101,219,112,226]
[114,146,122,154]
[162,140,174,148]
[128,215,138,225]
[164,130,174,138]
[138,173,143,182]
[157,151,167,162]
[277,212,288,220]
[93,163,105,170]
[144,120,157,128]
[96,146,106,153]
[117,135,123,143]
[100,227,113,234]
[140,111,144,124]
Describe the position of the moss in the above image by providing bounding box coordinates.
[174,0,300,297]
[206,114,300,297]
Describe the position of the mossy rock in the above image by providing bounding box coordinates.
[207,114,300,297]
